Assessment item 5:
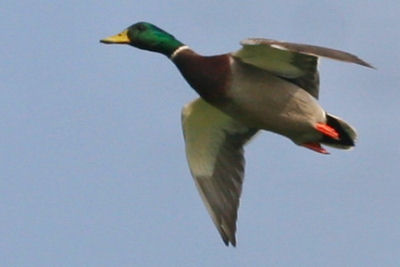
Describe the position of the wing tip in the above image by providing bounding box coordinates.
[358,59,375,69]
[221,234,237,247]
[348,54,374,69]
[219,223,237,247]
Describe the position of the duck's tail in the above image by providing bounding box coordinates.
[320,113,357,149]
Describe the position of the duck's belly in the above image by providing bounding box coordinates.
[222,62,325,143]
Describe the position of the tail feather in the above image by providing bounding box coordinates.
[321,113,357,149]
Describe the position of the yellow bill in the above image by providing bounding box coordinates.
[100,29,130,44]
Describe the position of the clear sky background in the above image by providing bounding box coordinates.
[1,1,399,266]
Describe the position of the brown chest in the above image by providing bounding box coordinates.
[173,50,232,104]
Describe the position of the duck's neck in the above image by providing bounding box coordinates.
[171,48,232,104]
[138,38,184,57]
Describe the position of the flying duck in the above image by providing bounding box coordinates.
[100,22,372,246]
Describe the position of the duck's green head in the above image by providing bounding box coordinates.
[100,22,184,57]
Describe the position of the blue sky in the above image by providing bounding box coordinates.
[1,1,399,266]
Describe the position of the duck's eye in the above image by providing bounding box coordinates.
[137,24,146,31]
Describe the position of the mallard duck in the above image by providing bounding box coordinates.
[100,22,372,246]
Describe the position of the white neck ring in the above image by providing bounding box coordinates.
[170,45,191,59]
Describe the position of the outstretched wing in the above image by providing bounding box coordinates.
[181,98,257,246]
[233,38,373,99]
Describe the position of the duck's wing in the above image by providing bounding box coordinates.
[233,38,373,99]
[181,98,257,246]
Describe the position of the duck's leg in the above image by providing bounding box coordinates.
[301,122,341,154]
[315,122,339,140]
[302,142,329,154]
